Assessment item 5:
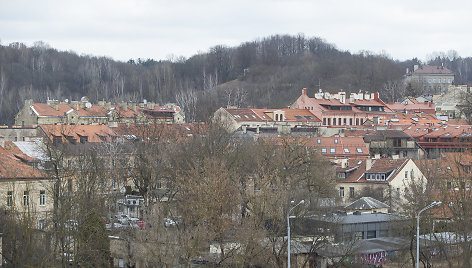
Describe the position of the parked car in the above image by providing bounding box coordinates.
[164,216,182,227]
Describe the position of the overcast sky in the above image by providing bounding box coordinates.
[2,0,471,62]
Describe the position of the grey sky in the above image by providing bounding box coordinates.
[1,0,471,62]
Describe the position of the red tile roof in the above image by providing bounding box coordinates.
[0,146,47,179]
[386,103,435,114]
[412,65,454,74]
[338,158,409,184]
[39,124,117,143]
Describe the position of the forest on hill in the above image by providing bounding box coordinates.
[1,35,471,124]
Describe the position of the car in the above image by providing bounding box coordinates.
[164,218,176,227]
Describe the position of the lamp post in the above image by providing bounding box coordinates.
[287,200,304,268]
[417,201,441,268]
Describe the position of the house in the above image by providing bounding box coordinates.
[336,158,426,210]
[403,124,472,158]
[386,102,435,115]
[292,88,396,127]
[213,107,321,134]
[0,145,53,229]
[14,98,185,126]
[405,65,455,93]
[434,85,469,120]
[344,129,424,159]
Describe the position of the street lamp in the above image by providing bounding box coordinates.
[287,200,304,268]
[417,201,441,268]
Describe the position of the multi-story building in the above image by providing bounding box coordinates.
[292,88,396,127]
[0,145,53,229]
[14,98,185,127]
[405,65,455,93]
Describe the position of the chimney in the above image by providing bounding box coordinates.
[349,93,356,103]
[105,102,111,110]
[414,65,419,72]
[119,102,128,111]
[366,158,372,171]
[47,100,59,110]
[98,100,105,107]
[70,101,80,110]
[147,102,154,109]
[302,88,307,96]
[339,91,346,104]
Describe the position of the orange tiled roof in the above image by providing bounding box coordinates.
[386,103,435,114]
[110,122,207,143]
[412,65,454,74]
[40,124,117,143]
[3,141,37,162]
[0,146,47,179]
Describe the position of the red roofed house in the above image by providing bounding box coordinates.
[0,145,52,229]
[14,98,185,127]
[292,88,395,127]
[403,124,472,158]
[336,158,426,211]
[386,102,436,115]
[213,107,321,134]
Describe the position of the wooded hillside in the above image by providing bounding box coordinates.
[1,35,471,123]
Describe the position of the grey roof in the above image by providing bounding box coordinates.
[316,237,411,257]
[344,197,390,211]
[310,213,407,224]
[13,141,49,161]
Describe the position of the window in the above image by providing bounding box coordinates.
[321,148,327,153]
[67,159,72,168]
[334,139,338,144]
[433,78,436,83]
[354,231,363,240]
[40,190,46,206]
[23,191,29,207]
[7,191,13,207]
[330,148,336,154]
[448,79,452,83]
[344,148,350,153]
[356,148,363,153]
[304,116,313,120]
[333,118,336,125]
[343,118,347,125]
[39,219,46,230]
[405,171,408,179]
[396,188,400,198]
[339,118,342,125]
[295,115,303,120]
[350,118,353,125]
[339,187,345,197]
[328,118,331,125]
[411,170,414,179]
[356,118,359,125]
[367,230,376,239]
[79,135,88,144]
[349,187,354,197]
[393,138,402,147]
[323,118,326,125]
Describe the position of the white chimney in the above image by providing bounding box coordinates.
[366,158,372,171]
[414,65,419,72]
[339,91,346,104]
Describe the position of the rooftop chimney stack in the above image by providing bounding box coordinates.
[366,158,372,171]
[302,88,307,96]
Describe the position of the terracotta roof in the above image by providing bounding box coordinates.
[339,158,409,184]
[3,141,37,162]
[386,103,435,114]
[225,108,264,122]
[412,65,454,75]
[389,113,441,126]
[110,123,208,143]
[261,136,369,158]
[0,146,47,179]
[39,124,117,143]
[32,103,108,117]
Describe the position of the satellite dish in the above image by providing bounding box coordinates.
[85,102,92,109]
[64,99,69,103]
[120,187,126,194]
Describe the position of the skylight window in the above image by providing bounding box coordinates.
[244,115,249,118]
[356,148,363,153]
[304,116,314,120]
[334,139,338,144]
[295,115,303,120]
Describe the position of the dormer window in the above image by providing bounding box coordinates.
[334,139,338,144]
[79,135,88,144]
[366,173,386,181]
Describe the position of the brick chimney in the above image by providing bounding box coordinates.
[302,88,307,96]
